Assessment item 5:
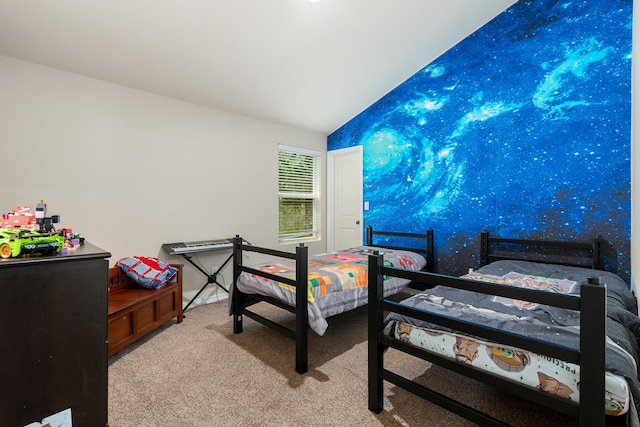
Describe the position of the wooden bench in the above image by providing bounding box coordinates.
[107,264,183,357]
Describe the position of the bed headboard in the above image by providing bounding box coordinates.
[365,226,434,272]
[480,230,604,270]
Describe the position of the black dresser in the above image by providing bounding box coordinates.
[0,242,111,427]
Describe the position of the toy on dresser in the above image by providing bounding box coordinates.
[0,199,83,259]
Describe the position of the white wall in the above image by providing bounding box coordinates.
[0,55,327,308]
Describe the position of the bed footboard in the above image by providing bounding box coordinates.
[367,252,607,426]
[231,236,309,373]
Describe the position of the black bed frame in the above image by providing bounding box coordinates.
[366,226,435,273]
[480,229,604,270]
[368,231,608,426]
[231,226,434,374]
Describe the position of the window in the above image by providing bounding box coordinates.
[278,144,321,242]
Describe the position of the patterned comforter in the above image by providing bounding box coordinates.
[235,245,426,335]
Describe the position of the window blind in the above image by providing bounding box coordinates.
[278,145,321,241]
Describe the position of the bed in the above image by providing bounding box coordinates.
[230,226,434,374]
[368,231,640,427]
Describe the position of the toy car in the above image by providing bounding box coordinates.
[0,228,65,259]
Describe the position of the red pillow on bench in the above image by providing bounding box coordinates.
[115,256,177,290]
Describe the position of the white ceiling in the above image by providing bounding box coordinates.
[0,0,515,135]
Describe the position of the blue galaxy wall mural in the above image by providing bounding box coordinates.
[327,0,632,281]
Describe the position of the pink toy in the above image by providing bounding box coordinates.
[0,206,36,229]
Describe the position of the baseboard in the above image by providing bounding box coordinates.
[182,292,228,310]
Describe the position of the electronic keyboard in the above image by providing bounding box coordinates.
[163,238,234,255]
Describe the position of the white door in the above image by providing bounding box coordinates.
[328,146,363,251]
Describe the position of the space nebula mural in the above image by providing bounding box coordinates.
[327,0,632,280]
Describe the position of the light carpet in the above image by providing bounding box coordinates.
[108,299,576,426]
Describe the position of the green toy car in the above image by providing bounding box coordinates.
[0,228,64,259]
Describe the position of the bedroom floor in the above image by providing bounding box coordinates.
[107,300,582,426]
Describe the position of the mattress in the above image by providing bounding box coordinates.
[235,245,426,336]
[383,260,640,421]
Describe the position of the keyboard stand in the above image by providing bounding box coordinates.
[162,238,250,314]
[179,251,232,313]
